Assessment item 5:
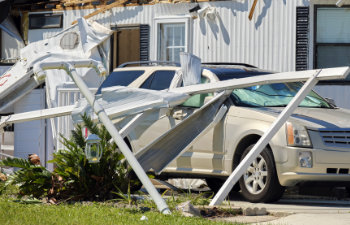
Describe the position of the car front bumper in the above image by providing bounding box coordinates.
[275,146,350,186]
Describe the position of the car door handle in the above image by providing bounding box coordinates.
[172,111,186,120]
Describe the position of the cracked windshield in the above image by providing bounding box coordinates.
[232,82,332,108]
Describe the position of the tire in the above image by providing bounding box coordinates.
[238,144,285,203]
[206,178,240,193]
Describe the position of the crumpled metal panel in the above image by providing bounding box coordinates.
[71,86,189,124]
[135,92,229,174]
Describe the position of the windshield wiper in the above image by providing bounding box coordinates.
[266,104,288,107]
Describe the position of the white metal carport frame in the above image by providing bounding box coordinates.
[210,70,322,205]
[1,63,349,209]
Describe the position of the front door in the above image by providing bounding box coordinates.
[111,25,149,69]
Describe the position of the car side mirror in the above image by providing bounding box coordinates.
[325,98,337,107]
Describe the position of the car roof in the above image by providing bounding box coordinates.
[203,65,273,80]
[114,62,274,81]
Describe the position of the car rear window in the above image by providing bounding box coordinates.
[96,70,144,94]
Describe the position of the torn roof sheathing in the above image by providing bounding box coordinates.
[0,18,112,112]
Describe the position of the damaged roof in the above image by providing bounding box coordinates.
[3,0,217,12]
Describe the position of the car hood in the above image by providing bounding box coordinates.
[251,107,350,129]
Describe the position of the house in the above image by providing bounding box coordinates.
[0,0,349,166]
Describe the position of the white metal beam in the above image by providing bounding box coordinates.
[0,105,75,132]
[33,60,171,214]
[172,67,350,95]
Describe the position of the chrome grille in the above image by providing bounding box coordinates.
[319,129,350,148]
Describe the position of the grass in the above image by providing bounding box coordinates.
[0,195,244,225]
[0,182,244,225]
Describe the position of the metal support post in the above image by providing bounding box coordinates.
[210,70,321,206]
[34,61,171,214]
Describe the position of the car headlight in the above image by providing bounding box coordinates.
[286,122,312,147]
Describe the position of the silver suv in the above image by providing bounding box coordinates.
[99,62,350,202]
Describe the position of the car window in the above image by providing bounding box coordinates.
[96,70,144,94]
[181,77,213,108]
[140,70,176,90]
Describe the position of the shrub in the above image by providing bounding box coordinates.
[0,114,140,201]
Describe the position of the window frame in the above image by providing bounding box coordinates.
[153,16,192,62]
[29,13,63,30]
[313,5,350,71]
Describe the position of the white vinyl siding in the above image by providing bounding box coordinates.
[14,89,46,163]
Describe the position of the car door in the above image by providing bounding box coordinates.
[165,71,226,174]
[127,69,177,151]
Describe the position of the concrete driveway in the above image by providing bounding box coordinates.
[229,197,350,225]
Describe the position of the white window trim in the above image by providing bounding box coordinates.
[152,16,192,61]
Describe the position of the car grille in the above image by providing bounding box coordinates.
[319,129,350,148]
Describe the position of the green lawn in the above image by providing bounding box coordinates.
[0,197,242,225]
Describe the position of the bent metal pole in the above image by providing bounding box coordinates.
[33,60,171,214]
[210,70,322,206]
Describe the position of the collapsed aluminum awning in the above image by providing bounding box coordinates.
[0,61,349,209]
[135,91,229,174]
[1,67,349,132]
[71,86,190,124]
[0,18,112,112]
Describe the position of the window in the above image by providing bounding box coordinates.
[315,7,350,69]
[231,83,331,108]
[29,13,63,29]
[181,77,212,108]
[96,70,145,94]
[154,17,191,62]
[140,70,176,90]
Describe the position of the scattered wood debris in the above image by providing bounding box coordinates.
[11,0,218,12]
[0,172,7,181]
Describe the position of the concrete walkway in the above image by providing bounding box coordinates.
[260,213,350,225]
[229,198,350,225]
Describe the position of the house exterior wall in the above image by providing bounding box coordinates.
[27,0,309,72]
[14,89,46,165]
[1,30,24,60]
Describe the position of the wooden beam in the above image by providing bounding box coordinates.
[63,0,105,7]
[71,0,128,25]
[248,0,258,20]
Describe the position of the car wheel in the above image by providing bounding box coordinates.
[239,144,285,203]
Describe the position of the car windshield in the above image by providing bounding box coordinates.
[231,82,332,108]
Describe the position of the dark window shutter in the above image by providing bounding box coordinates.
[140,25,150,61]
[296,6,309,71]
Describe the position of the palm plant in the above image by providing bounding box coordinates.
[49,113,140,201]
[0,157,52,198]
[0,114,140,201]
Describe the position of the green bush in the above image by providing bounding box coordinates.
[0,158,52,198]
[0,114,140,201]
